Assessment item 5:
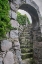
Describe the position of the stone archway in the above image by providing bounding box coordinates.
[9,0,42,64]
[19,4,39,29]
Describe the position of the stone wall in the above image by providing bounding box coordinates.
[0,0,42,64]
[0,19,23,64]
[0,33,22,64]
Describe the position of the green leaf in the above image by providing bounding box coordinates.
[0,0,12,40]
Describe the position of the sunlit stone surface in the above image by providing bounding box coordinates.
[4,51,14,64]
[1,40,12,51]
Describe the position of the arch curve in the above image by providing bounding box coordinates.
[9,0,41,30]
[19,4,39,29]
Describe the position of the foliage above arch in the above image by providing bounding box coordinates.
[16,12,30,25]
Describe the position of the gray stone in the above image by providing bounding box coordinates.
[10,20,19,28]
[15,50,22,64]
[19,25,23,31]
[14,54,19,64]
[14,41,20,46]
[14,41,20,49]
[40,17,42,26]
[10,10,17,20]
[0,57,3,64]
[16,50,21,56]
[1,40,12,51]
[10,30,19,39]
[18,57,22,64]
[13,0,21,5]
[26,0,32,4]
[40,18,42,37]
[38,42,42,47]
[10,2,16,11]
[4,51,14,64]
[40,25,42,36]
[11,10,17,20]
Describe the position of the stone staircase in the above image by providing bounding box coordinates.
[19,24,33,64]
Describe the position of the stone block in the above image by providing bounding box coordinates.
[40,25,42,36]
[33,48,39,55]
[40,17,42,26]
[33,42,38,48]
[38,42,42,47]
[18,56,22,64]
[34,59,39,64]
[13,0,21,5]
[39,62,42,64]
[14,41,20,46]
[26,0,31,4]
[39,59,42,64]
[10,3,16,11]
[0,57,3,64]
[10,10,17,20]
[16,50,21,57]
[4,51,14,64]
[39,48,42,59]
[14,38,19,41]
[14,54,19,64]
[10,20,19,28]
[14,41,20,49]
[10,30,18,39]
[15,50,22,64]
[1,40,12,51]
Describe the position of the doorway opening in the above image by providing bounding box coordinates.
[16,9,33,64]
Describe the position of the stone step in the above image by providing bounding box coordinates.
[20,43,33,46]
[24,35,30,37]
[20,42,32,45]
[22,33,30,36]
[22,34,30,36]
[20,45,31,48]
[21,48,33,53]
[22,58,33,64]
[20,34,30,37]
[20,40,32,45]
[20,40,31,43]
[22,31,29,33]
[21,53,33,60]
[20,42,31,45]
[20,41,31,44]
[24,30,30,32]
[20,36,31,40]
[20,37,31,40]
[19,25,33,62]
[20,36,25,38]
[23,31,29,33]
[20,42,30,45]
[24,30,31,32]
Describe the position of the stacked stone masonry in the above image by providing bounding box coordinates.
[19,24,33,64]
[0,0,42,64]
[0,29,22,64]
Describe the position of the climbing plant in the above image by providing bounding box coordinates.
[0,0,12,40]
[16,12,30,25]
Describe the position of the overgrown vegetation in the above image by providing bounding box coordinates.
[0,0,12,39]
[16,12,30,25]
